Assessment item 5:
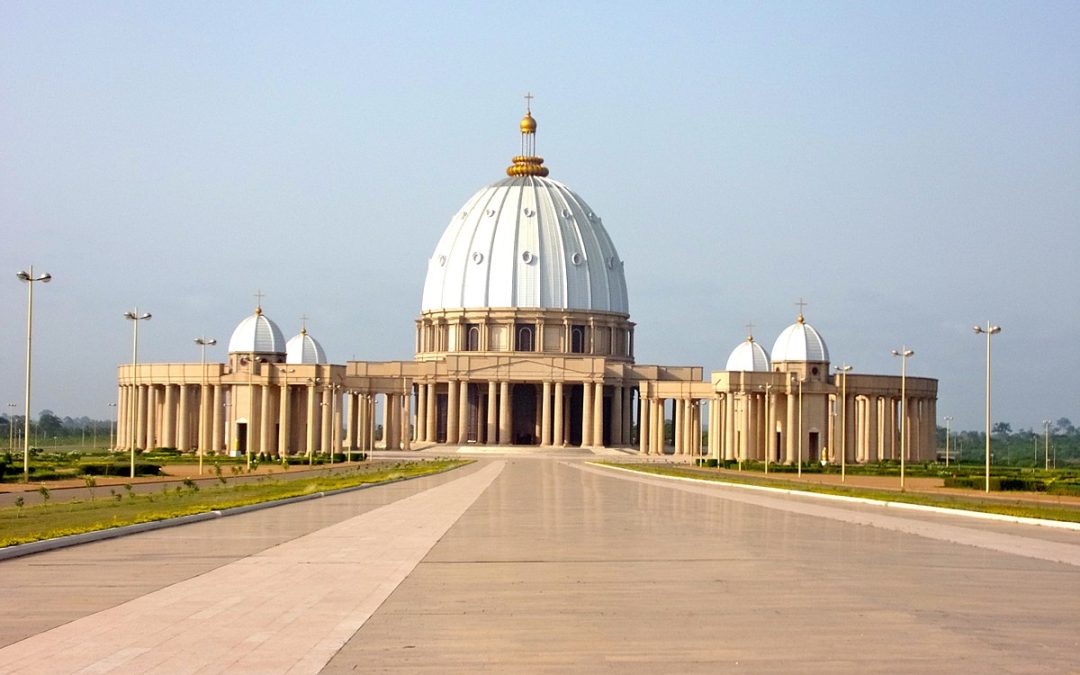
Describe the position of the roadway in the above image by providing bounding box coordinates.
[0,450,1077,673]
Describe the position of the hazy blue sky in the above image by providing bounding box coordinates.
[2,1,1078,432]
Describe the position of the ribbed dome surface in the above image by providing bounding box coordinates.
[771,319,829,362]
[228,312,287,354]
[286,331,327,364]
[725,338,771,372]
[421,176,629,314]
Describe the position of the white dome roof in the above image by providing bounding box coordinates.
[725,338,771,372]
[228,310,287,354]
[286,330,327,364]
[771,317,829,362]
[421,175,629,314]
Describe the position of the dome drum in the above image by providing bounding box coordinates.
[417,307,634,362]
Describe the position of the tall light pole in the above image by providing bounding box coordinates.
[1042,420,1051,472]
[124,308,152,478]
[7,403,16,452]
[108,402,117,450]
[194,337,217,475]
[17,266,52,481]
[973,322,1001,492]
[943,416,953,467]
[891,348,914,491]
[834,365,852,482]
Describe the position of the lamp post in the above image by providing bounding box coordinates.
[7,403,16,452]
[18,267,52,481]
[194,337,217,475]
[123,308,152,478]
[891,348,914,491]
[973,322,1002,493]
[943,416,953,467]
[834,365,852,482]
[1042,420,1051,472]
[108,402,117,450]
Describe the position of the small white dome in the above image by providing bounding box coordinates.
[771,317,829,363]
[421,175,629,314]
[286,330,327,364]
[228,310,287,355]
[725,338,771,372]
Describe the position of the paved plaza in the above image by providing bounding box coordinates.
[1,452,1078,673]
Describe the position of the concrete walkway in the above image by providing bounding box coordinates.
[1,454,1079,673]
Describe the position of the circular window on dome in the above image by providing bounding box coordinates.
[606,256,616,269]
[472,252,484,264]
[561,208,572,218]
[438,255,446,267]
[521,251,534,264]
[523,208,535,217]
[485,208,495,217]
[587,211,596,221]
[812,367,820,376]
[571,252,583,266]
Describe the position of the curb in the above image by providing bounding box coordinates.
[591,463,1080,532]
[0,463,467,562]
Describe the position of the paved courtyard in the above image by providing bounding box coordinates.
[0,453,1078,673]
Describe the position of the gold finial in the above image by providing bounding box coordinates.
[508,94,549,177]
[254,289,265,315]
[746,321,756,341]
[795,297,807,323]
[299,314,309,335]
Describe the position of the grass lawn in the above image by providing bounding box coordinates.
[0,459,468,547]
[601,462,1080,524]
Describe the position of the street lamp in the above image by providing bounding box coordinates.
[943,416,953,467]
[891,348,914,491]
[108,402,117,450]
[7,403,16,452]
[194,337,217,475]
[973,322,1002,493]
[1042,420,1051,472]
[834,365,852,482]
[17,266,52,481]
[124,308,152,478]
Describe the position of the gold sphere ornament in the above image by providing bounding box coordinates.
[520,112,537,134]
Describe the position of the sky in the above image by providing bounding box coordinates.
[2,1,1078,432]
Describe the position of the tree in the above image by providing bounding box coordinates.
[37,410,63,436]
[992,421,1012,436]
[1056,418,1075,435]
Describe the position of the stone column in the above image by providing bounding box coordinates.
[402,394,412,451]
[653,398,665,454]
[611,385,623,447]
[581,383,594,447]
[278,384,292,456]
[499,381,511,445]
[486,381,497,444]
[724,395,735,461]
[212,385,224,453]
[867,396,879,463]
[415,385,426,443]
[305,385,317,457]
[553,382,564,447]
[145,386,157,450]
[785,394,797,464]
[458,380,469,444]
[159,384,174,449]
[639,397,650,454]
[178,385,191,452]
[541,382,552,446]
[593,383,604,447]
[135,385,148,450]
[446,379,459,445]
[259,384,273,456]
[623,387,634,446]
[427,383,438,443]
[673,399,684,455]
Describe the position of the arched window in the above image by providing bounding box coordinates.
[515,324,534,352]
[570,325,586,353]
[465,324,480,351]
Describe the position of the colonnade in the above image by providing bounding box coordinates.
[115,383,388,456]
[412,381,636,448]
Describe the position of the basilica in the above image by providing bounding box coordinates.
[115,107,938,465]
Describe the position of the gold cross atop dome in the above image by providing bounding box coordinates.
[795,297,808,323]
[507,94,549,177]
[254,289,266,315]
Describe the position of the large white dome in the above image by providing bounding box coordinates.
[725,338,771,372]
[771,317,829,363]
[421,175,629,314]
[228,310,287,355]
